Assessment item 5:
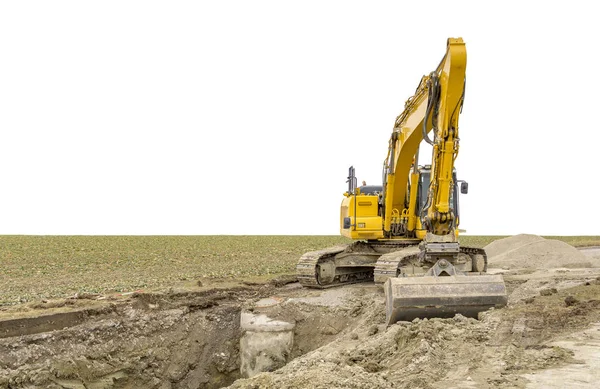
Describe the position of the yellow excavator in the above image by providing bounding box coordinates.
[296,38,507,325]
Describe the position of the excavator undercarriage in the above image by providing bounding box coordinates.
[296,240,507,324]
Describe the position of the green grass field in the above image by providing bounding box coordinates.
[1,235,599,306]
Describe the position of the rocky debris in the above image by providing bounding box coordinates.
[540,288,558,296]
[565,296,579,306]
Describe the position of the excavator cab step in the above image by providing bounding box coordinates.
[384,274,507,325]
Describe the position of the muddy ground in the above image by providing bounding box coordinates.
[1,240,600,388]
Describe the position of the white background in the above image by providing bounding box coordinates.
[1,1,597,235]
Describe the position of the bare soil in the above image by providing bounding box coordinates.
[485,234,593,269]
[2,236,600,389]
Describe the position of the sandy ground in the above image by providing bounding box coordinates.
[2,235,600,388]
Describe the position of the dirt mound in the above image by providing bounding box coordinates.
[229,308,489,389]
[484,234,545,258]
[227,309,579,389]
[226,281,600,389]
[590,255,600,268]
[485,234,592,270]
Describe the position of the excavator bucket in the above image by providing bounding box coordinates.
[384,274,508,325]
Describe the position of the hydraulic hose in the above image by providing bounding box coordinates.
[422,72,440,146]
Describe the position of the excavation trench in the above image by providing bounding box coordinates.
[0,284,367,389]
[3,236,600,389]
[3,276,600,389]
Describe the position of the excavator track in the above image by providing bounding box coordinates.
[459,246,488,271]
[296,241,420,289]
[373,245,421,283]
[373,245,488,283]
[296,245,373,289]
[296,246,345,288]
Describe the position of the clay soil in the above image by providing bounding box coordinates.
[2,236,600,388]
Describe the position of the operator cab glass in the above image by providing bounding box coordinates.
[417,168,459,216]
[360,185,383,195]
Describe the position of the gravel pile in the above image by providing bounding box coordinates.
[485,234,592,269]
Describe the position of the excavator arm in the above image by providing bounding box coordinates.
[382,37,466,239]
